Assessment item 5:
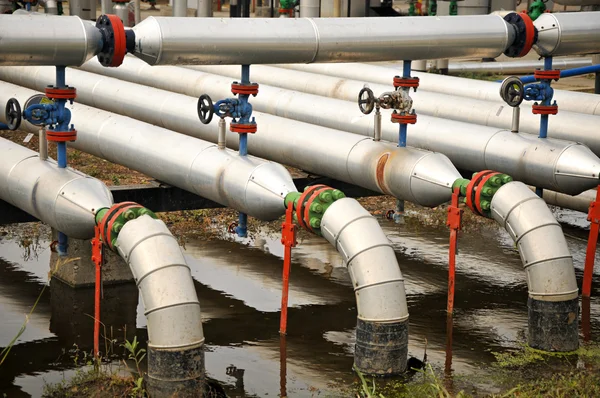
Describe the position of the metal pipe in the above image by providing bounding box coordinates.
[519,64,600,84]
[57,60,460,207]
[373,107,381,141]
[116,215,205,394]
[448,57,593,75]
[101,0,112,14]
[134,0,141,24]
[491,181,579,351]
[113,2,131,27]
[0,137,112,239]
[0,81,297,221]
[196,0,212,16]
[68,0,96,19]
[534,12,600,57]
[218,118,227,149]
[271,63,600,146]
[174,64,600,195]
[39,128,48,160]
[321,197,409,374]
[127,14,519,65]
[173,0,187,16]
[300,0,320,16]
[43,0,59,14]
[542,188,596,214]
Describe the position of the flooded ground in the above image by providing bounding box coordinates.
[1,206,599,397]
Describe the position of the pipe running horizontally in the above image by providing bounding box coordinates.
[152,63,600,196]
[446,57,593,75]
[491,182,579,351]
[278,62,600,150]
[286,61,600,118]
[0,136,206,394]
[0,63,461,208]
[0,81,296,221]
[0,81,412,374]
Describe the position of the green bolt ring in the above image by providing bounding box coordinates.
[284,187,346,237]
[95,205,158,250]
[476,173,513,218]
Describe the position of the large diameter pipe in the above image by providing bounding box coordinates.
[151,64,600,195]
[16,61,460,207]
[300,0,320,16]
[191,63,600,160]
[447,57,592,75]
[321,198,408,374]
[491,182,579,351]
[0,137,112,239]
[543,189,596,214]
[534,12,600,57]
[128,14,519,65]
[0,14,103,66]
[279,61,600,121]
[0,81,296,221]
[116,215,205,394]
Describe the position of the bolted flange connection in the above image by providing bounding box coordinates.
[452,171,513,218]
[284,185,346,236]
[95,202,157,250]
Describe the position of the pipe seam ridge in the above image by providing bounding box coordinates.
[346,243,395,266]
[358,314,410,323]
[330,214,374,245]
[494,195,541,226]
[522,255,574,271]
[306,18,320,64]
[136,263,193,287]
[148,338,206,350]
[144,300,201,316]
[528,288,579,298]
[354,278,405,292]
[5,154,39,206]
[513,222,562,245]
[120,230,178,259]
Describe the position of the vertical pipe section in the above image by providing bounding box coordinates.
[490,182,579,351]
[116,215,205,395]
[173,0,187,16]
[321,198,409,374]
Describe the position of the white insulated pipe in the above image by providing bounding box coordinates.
[173,0,188,16]
[278,62,600,129]
[534,12,600,57]
[0,14,103,66]
[321,197,409,374]
[128,14,518,65]
[491,181,579,351]
[116,215,205,392]
[96,61,600,196]
[191,63,600,158]
[447,57,593,75]
[0,81,296,221]
[300,0,320,16]
[3,62,460,207]
[0,137,112,239]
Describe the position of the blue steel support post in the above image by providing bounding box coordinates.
[398,60,412,148]
[56,66,69,254]
[236,64,251,238]
[535,57,553,198]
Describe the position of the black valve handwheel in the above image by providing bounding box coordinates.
[500,76,524,107]
[5,98,22,131]
[358,86,375,115]
[197,94,215,125]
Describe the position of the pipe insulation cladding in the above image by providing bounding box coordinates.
[277,62,600,149]
[0,63,461,208]
[85,57,599,197]
[0,137,112,239]
[125,13,528,65]
[0,81,296,221]
[321,198,409,375]
[491,182,579,351]
[204,63,600,160]
[534,12,600,57]
[116,215,206,395]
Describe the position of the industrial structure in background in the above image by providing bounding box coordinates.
[0,0,599,397]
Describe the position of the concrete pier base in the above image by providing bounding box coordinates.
[49,229,133,287]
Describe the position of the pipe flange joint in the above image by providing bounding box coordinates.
[503,12,538,58]
[392,76,419,91]
[45,86,77,101]
[391,111,417,125]
[231,82,259,97]
[285,186,346,236]
[465,171,513,218]
[230,122,257,134]
[47,129,77,142]
[95,202,158,251]
[96,14,130,68]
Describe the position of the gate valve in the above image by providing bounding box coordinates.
[3,98,22,131]
[198,93,256,132]
[524,82,554,103]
